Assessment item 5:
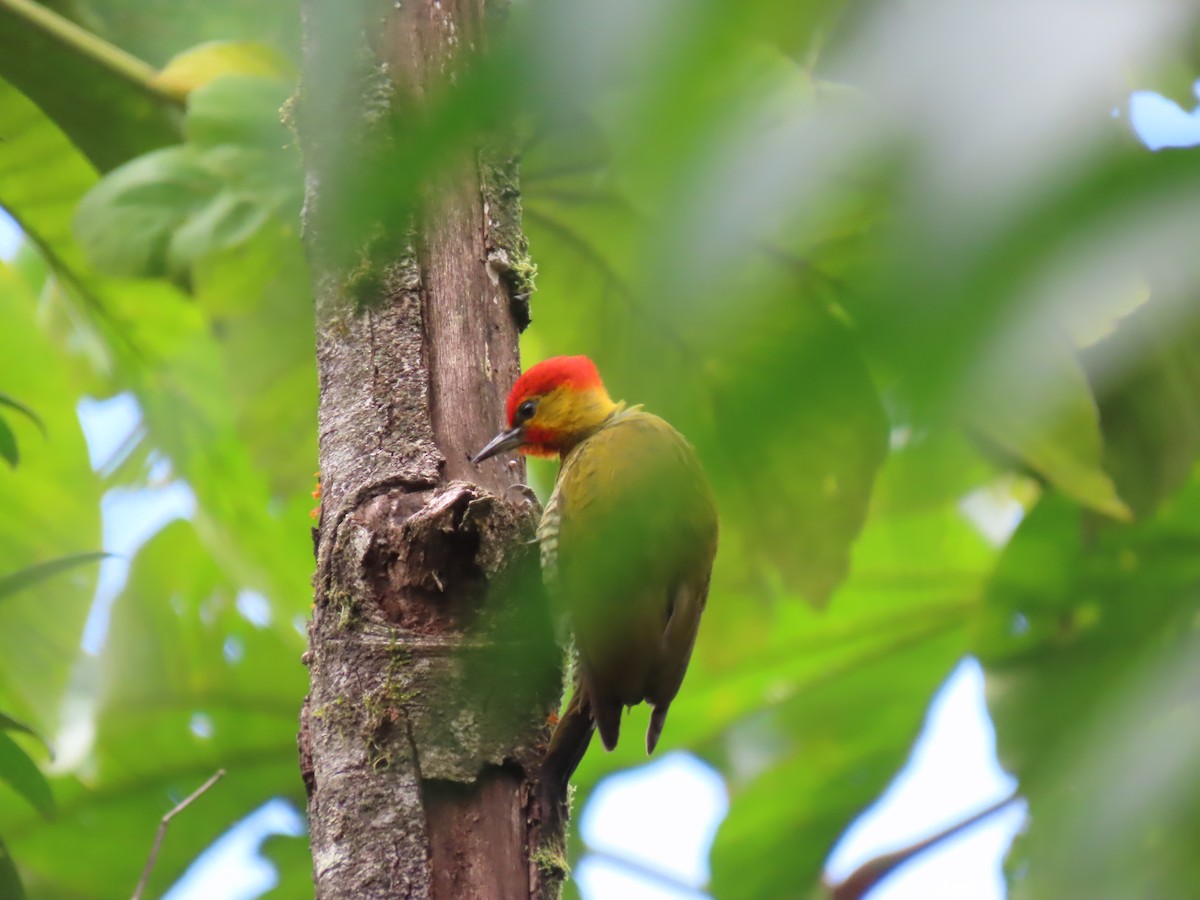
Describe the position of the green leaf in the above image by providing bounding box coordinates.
[0,714,47,758]
[0,395,44,437]
[0,835,25,900]
[0,521,305,898]
[0,553,109,604]
[74,75,300,279]
[186,73,294,150]
[0,263,103,734]
[0,4,179,172]
[970,330,1131,521]
[1082,302,1200,519]
[83,255,316,606]
[72,0,301,73]
[709,626,966,900]
[977,486,1200,899]
[154,41,295,100]
[0,731,53,819]
[191,222,317,499]
[703,475,994,898]
[260,833,313,900]
[74,145,219,278]
[0,75,99,273]
[167,190,270,273]
[525,157,889,605]
[0,714,37,740]
[0,417,17,469]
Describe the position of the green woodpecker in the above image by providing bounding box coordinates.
[473,355,718,756]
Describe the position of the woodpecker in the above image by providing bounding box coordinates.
[473,355,718,758]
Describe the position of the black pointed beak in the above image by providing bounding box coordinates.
[472,426,524,464]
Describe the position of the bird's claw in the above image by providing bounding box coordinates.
[506,483,539,507]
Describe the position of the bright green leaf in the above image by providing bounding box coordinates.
[261,833,313,900]
[191,222,316,499]
[0,74,99,258]
[0,520,304,898]
[155,41,295,100]
[703,467,994,898]
[0,263,102,734]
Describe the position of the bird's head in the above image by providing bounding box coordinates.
[472,355,618,462]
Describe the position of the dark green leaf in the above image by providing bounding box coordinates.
[1083,302,1200,519]
[0,835,25,900]
[0,395,44,437]
[0,713,47,765]
[0,417,17,469]
[0,713,40,743]
[0,731,53,818]
[0,3,179,172]
[0,553,110,603]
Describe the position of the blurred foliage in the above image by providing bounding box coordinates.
[1,0,1200,898]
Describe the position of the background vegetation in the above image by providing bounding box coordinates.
[2,0,1200,897]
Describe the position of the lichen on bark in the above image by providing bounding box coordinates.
[481,148,536,328]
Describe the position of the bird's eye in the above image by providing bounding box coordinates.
[517,399,537,421]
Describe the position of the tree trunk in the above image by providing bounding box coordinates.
[296,2,565,898]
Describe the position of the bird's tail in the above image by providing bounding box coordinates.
[647,703,669,754]
[540,685,595,828]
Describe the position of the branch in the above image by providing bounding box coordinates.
[130,768,225,900]
[827,792,1022,900]
[0,0,182,108]
[583,847,706,898]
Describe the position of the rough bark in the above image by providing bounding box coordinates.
[297,1,565,898]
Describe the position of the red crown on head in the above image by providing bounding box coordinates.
[507,356,604,425]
